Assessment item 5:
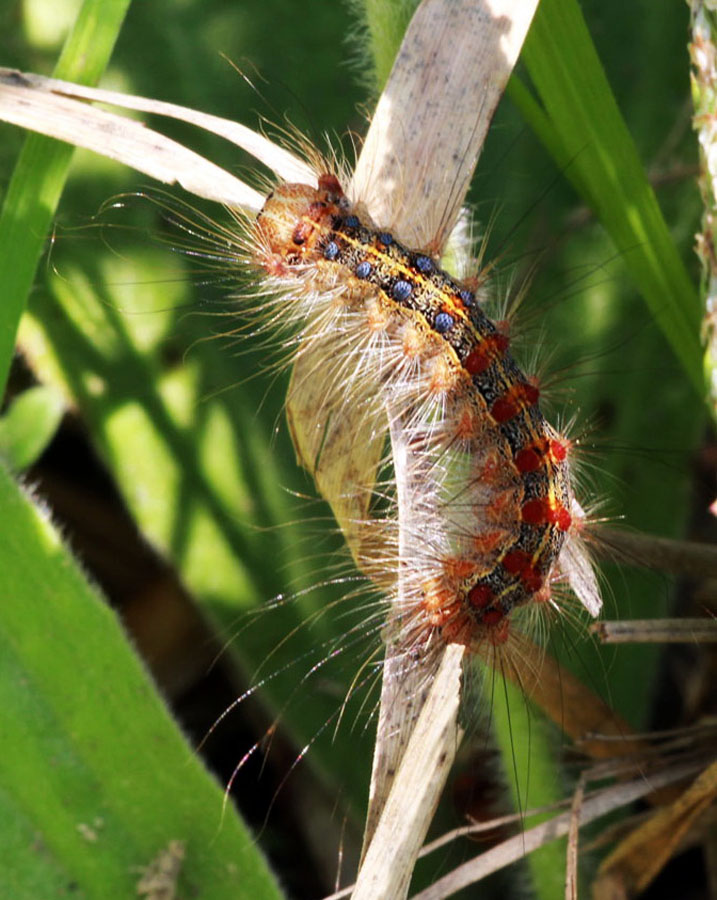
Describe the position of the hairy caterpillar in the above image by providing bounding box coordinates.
[253,172,600,658]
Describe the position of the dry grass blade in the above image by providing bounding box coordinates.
[344,4,549,896]
[593,759,717,898]
[0,70,262,210]
[352,0,541,251]
[358,635,449,854]
[0,67,314,188]
[591,618,717,644]
[351,644,464,900]
[285,331,387,574]
[408,758,705,900]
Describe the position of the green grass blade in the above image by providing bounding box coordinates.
[0,385,65,470]
[512,0,703,394]
[496,2,706,893]
[348,0,420,91]
[0,460,283,899]
[18,245,371,811]
[0,0,132,398]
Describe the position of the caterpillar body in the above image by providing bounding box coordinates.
[254,172,601,655]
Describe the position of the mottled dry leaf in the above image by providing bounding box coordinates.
[285,331,387,573]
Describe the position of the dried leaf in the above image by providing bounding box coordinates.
[594,760,717,897]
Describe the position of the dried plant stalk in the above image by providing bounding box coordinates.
[591,618,717,644]
[689,1,717,416]
[347,3,541,896]
[0,68,266,209]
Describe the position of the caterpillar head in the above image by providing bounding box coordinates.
[255,179,344,271]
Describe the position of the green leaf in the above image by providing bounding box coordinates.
[513,0,703,394]
[348,0,420,91]
[0,0,133,398]
[4,0,372,885]
[493,3,707,893]
[0,460,283,899]
[0,385,65,470]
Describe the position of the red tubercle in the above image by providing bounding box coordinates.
[490,381,539,424]
[520,567,543,592]
[495,333,511,353]
[522,381,540,405]
[317,173,343,196]
[544,502,572,531]
[479,608,504,627]
[499,550,542,591]
[501,549,531,575]
[463,348,490,376]
[521,498,550,525]
[464,333,510,375]
[490,394,518,423]
[515,435,570,473]
[554,507,572,531]
[549,438,569,462]
[520,498,572,532]
[467,583,494,610]
[515,447,542,472]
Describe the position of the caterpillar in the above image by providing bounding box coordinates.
[252,172,600,659]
